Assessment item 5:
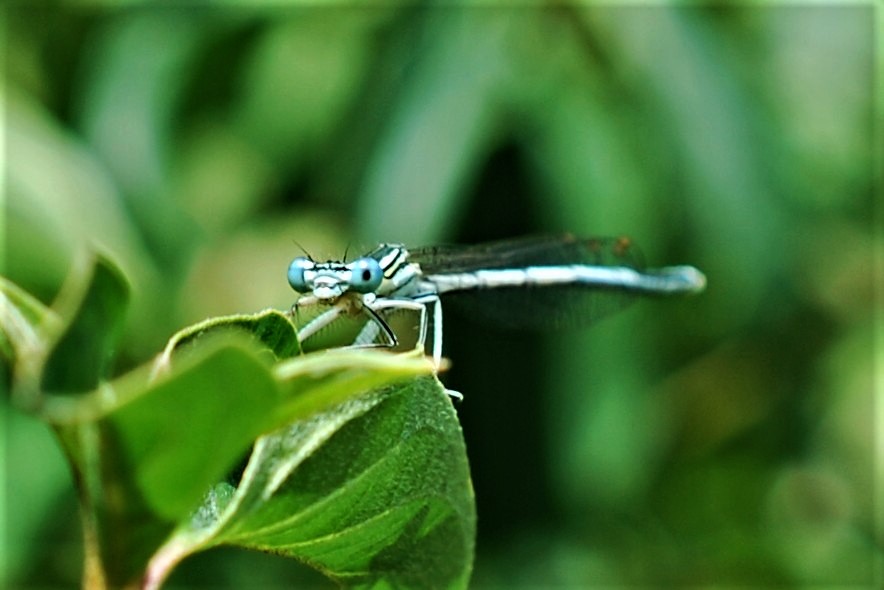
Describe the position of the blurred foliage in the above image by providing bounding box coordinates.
[3,2,880,588]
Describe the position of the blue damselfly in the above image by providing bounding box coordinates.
[287,235,706,366]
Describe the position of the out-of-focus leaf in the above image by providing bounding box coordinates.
[76,12,204,272]
[1,401,75,585]
[0,277,52,327]
[51,339,283,587]
[5,89,154,300]
[40,252,129,394]
[235,12,381,167]
[355,9,512,244]
[1,276,58,369]
[588,8,778,327]
[171,123,277,236]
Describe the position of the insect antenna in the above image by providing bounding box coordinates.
[291,239,314,261]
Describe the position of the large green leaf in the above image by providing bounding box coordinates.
[245,377,474,589]
[151,375,474,589]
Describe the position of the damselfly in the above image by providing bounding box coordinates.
[287,235,706,366]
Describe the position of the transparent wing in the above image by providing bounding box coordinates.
[410,235,643,274]
[409,235,697,329]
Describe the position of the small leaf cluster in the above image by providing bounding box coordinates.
[2,253,475,589]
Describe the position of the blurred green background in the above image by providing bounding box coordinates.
[3,3,880,588]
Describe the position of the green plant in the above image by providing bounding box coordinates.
[2,251,475,589]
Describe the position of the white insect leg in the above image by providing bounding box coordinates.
[366,298,428,352]
[445,387,464,401]
[408,294,443,365]
[353,318,382,347]
[431,296,443,368]
[413,294,461,400]
[294,305,343,345]
[354,305,397,348]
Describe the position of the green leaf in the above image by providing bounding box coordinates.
[271,348,440,426]
[154,375,475,589]
[157,308,302,362]
[40,251,130,394]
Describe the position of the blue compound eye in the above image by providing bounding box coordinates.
[349,257,383,293]
[287,257,313,292]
